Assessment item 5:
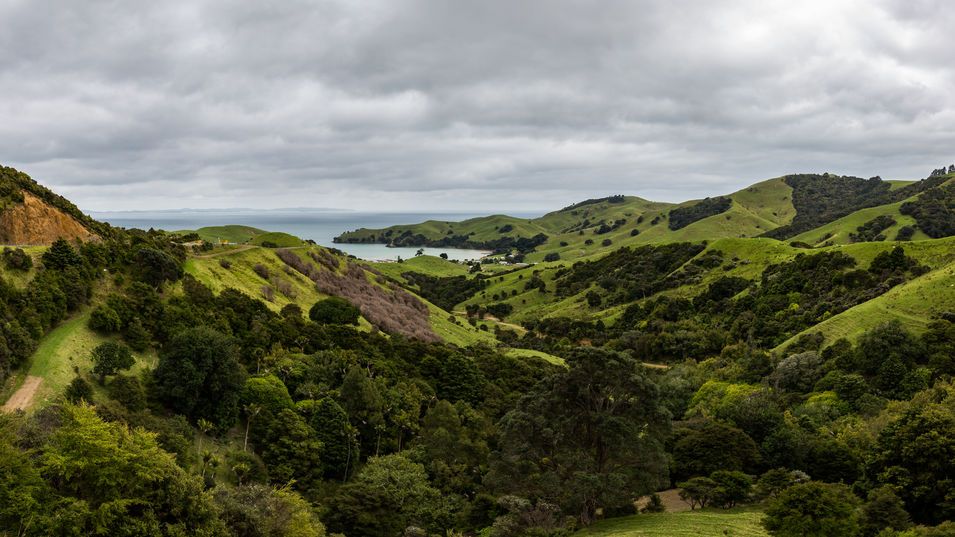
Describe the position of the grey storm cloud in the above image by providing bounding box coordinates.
[1,0,954,211]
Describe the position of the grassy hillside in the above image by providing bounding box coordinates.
[185,244,495,346]
[458,236,955,334]
[3,309,157,412]
[790,201,928,245]
[185,246,334,313]
[248,231,305,247]
[575,509,767,537]
[780,257,955,349]
[336,179,797,263]
[177,224,268,244]
[369,255,474,281]
[333,173,955,265]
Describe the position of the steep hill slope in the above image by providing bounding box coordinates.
[1,166,103,244]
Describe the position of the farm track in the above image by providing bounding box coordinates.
[2,375,42,412]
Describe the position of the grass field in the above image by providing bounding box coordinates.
[13,310,157,410]
[368,255,473,281]
[177,225,268,244]
[504,348,565,365]
[576,508,768,537]
[248,231,304,247]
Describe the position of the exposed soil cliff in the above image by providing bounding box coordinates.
[0,192,98,245]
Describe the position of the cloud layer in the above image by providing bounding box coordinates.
[2,0,954,211]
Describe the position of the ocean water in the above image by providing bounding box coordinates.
[91,209,539,262]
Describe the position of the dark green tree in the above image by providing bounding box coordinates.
[89,304,122,333]
[297,398,357,480]
[134,247,184,287]
[124,316,151,351]
[411,400,491,496]
[671,419,761,481]
[64,376,94,403]
[2,247,33,271]
[677,476,718,509]
[487,347,670,525]
[261,409,323,491]
[153,327,247,429]
[860,486,911,537]
[90,341,135,384]
[107,374,146,412]
[309,297,360,325]
[709,470,752,508]
[324,454,452,537]
[756,468,801,499]
[41,238,83,270]
[763,482,861,537]
[340,366,385,457]
[868,403,955,524]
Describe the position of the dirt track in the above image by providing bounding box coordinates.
[2,376,42,412]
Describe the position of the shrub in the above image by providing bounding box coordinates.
[42,238,83,270]
[91,342,135,384]
[2,247,32,271]
[89,304,122,333]
[763,482,861,537]
[309,297,361,325]
[896,225,916,241]
[641,493,665,513]
[678,477,718,509]
[543,253,560,262]
[108,374,147,411]
[709,470,752,508]
[65,376,94,403]
[252,263,270,279]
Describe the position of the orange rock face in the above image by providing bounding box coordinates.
[0,192,97,245]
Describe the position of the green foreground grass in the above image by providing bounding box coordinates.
[18,310,156,410]
[576,508,768,537]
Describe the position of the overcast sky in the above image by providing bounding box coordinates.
[2,0,954,212]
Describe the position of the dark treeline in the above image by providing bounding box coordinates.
[764,173,950,240]
[900,182,955,239]
[336,229,550,256]
[668,197,733,230]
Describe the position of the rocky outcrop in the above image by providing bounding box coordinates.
[0,192,97,245]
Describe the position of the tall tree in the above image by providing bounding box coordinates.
[297,398,357,480]
[487,347,670,525]
[154,327,247,429]
[868,402,955,524]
